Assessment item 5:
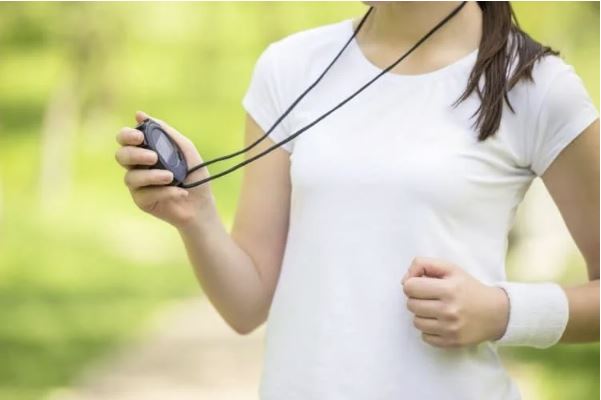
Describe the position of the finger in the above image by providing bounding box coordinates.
[403,277,448,300]
[115,146,158,168]
[403,256,455,283]
[132,185,188,212]
[406,298,443,318]
[135,111,170,134]
[136,111,170,129]
[134,112,201,167]
[413,316,444,335]
[137,111,189,146]
[116,127,144,146]
[135,110,150,124]
[124,169,174,189]
[421,332,455,348]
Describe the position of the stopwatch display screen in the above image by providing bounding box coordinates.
[156,133,175,161]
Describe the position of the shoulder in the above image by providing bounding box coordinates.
[507,52,566,99]
[269,18,351,59]
[257,18,351,84]
[509,52,584,111]
[504,51,593,134]
[248,17,352,113]
[530,53,579,99]
[530,52,573,84]
[503,49,598,175]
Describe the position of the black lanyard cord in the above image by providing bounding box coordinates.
[186,7,373,176]
[182,1,467,189]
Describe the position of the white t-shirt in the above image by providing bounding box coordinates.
[241,17,599,400]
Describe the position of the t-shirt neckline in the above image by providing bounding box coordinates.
[345,18,479,82]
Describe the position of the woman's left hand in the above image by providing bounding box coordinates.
[401,256,510,349]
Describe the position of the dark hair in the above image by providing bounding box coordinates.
[452,1,560,141]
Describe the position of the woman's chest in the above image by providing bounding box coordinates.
[287,94,533,213]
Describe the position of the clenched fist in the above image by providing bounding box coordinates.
[401,256,509,348]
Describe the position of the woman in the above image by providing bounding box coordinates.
[114,2,599,399]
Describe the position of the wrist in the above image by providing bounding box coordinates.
[489,286,510,341]
[176,195,219,235]
[491,281,570,348]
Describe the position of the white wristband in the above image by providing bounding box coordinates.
[492,281,570,348]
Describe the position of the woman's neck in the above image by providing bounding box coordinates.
[360,1,482,51]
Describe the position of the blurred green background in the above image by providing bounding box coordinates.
[0,2,598,400]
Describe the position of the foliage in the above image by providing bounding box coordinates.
[0,2,598,399]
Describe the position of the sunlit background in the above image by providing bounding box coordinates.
[1,2,598,400]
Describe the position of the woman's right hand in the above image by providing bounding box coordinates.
[115,111,216,229]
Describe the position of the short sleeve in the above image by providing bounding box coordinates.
[242,43,294,153]
[528,62,599,176]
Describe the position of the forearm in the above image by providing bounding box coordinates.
[560,278,599,342]
[177,206,267,334]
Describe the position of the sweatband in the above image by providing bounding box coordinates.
[492,281,570,348]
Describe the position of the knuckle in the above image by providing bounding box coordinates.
[116,147,129,164]
[132,196,145,210]
[126,171,148,188]
[167,186,183,198]
[122,147,134,164]
[446,321,464,340]
[118,127,129,140]
[403,280,415,295]
[446,323,460,336]
[444,304,459,321]
[421,333,440,348]
[133,130,144,144]
[138,200,155,213]
[123,172,133,187]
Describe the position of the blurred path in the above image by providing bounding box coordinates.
[48,298,265,400]
[46,297,542,400]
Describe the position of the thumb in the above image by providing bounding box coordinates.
[402,257,455,284]
[134,111,186,143]
[135,110,150,124]
[134,111,201,167]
